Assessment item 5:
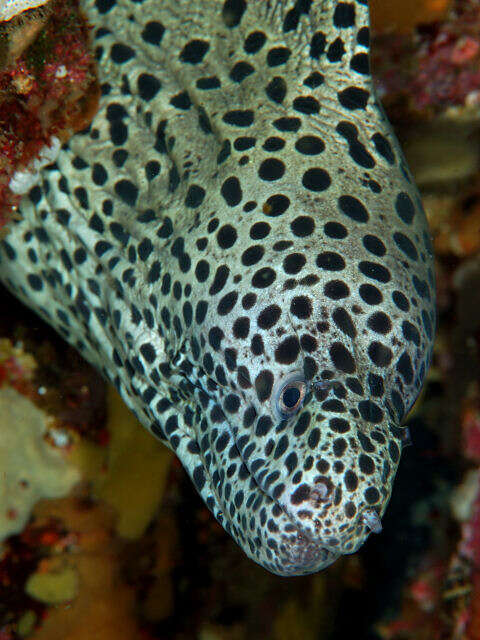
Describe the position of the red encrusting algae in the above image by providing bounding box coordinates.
[0,0,99,232]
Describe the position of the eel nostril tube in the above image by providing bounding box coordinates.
[362,509,382,534]
[309,482,331,507]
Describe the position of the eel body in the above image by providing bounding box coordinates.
[0,0,436,575]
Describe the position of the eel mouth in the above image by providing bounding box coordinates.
[229,425,382,569]
[226,429,345,572]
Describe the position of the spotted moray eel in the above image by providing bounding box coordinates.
[0,0,436,576]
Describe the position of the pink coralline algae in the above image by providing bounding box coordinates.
[372,0,480,116]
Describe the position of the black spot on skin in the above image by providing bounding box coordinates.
[303,71,324,88]
[344,470,358,491]
[350,52,369,75]
[302,168,331,192]
[316,252,345,271]
[359,283,382,305]
[180,39,210,64]
[402,320,420,345]
[209,265,230,295]
[251,267,276,288]
[338,195,368,222]
[364,487,380,505]
[197,76,221,90]
[358,453,375,475]
[170,90,191,109]
[333,2,355,28]
[267,47,291,66]
[222,0,247,27]
[396,352,414,384]
[290,483,310,505]
[368,341,393,367]
[293,96,320,114]
[242,293,257,310]
[193,466,206,490]
[290,296,312,319]
[395,192,415,224]
[327,37,345,62]
[358,400,383,423]
[242,245,265,266]
[330,418,349,435]
[332,308,356,338]
[333,438,347,457]
[330,341,355,373]
[295,135,325,155]
[372,133,395,165]
[209,327,224,351]
[95,0,115,14]
[257,305,281,329]
[293,412,311,437]
[251,334,264,355]
[393,232,418,261]
[138,73,161,101]
[255,370,274,401]
[393,291,410,312]
[198,107,212,134]
[366,309,392,338]
[221,176,242,207]
[244,31,266,54]
[230,60,255,82]
[185,184,206,208]
[141,21,165,46]
[273,240,293,252]
[324,280,349,300]
[310,30,326,58]
[275,336,300,364]
[283,253,306,275]
[291,216,315,237]
[27,273,43,291]
[111,43,135,63]
[367,373,384,397]
[217,291,238,315]
[233,316,250,339]
[338,86,369,110]
[264,194,290,216]
[217,224,238,249]
[363,234,386,257]
[250,222,270,239]
[259,158,285,181]
[234,137,256,151]
[284,451,298,474]
[273,117,301,132]
[263,137,286,152]
[389,441,400,463]
[282,0,313,32]
[266,77,287,103]
[223,110,254,127]
[358,261,391,283]
[324,221,348,239]
[357,26,370,48]
[255,415,273,436]
[92,163,108,185]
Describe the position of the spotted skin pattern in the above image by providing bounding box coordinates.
[0,0,435,576]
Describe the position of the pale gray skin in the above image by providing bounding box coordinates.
[0,0,435,576]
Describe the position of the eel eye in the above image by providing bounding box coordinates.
[273,372,307,419]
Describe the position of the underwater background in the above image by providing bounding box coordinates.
[0,0,479,638]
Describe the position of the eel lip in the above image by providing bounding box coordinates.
[279,531,339,576]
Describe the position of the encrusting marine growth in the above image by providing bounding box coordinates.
[0,0,436,576]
